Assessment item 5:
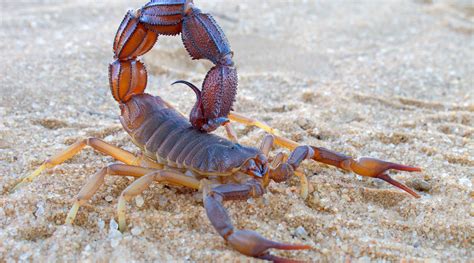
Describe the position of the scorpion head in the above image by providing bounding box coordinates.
[240,153,269,179]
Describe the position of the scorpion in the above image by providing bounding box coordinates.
[11,0,422,262]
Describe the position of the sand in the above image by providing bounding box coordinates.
[1,0,473,262]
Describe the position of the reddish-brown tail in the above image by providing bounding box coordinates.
[109,1,237,132]
[109,9,158,103]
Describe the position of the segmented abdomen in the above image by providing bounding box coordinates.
[121,94,259,174]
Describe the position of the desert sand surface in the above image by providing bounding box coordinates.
[1,0,473,262]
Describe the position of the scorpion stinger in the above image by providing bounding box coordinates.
[172,80,230,132]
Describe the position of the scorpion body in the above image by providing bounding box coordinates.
[11,1,424,262]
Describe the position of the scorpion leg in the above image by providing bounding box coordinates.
[259,134,274,156]
[268,145,314,200]
[65,164,155,224]
[260,135,309,198]
[11,138,152,192]
[202,180,311,262]
[228,112,291,147]
[229,112,422,198]
[224,123,239,143]
[117,170,200,231]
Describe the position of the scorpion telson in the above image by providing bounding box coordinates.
[11,0,423,262]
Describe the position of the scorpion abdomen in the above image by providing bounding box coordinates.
[121,94,260,174]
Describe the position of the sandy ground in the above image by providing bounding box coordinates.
[1,0,473,262]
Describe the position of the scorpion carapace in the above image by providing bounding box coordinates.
[109,0,237,132]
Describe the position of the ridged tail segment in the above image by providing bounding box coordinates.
[139,0,187,36]
[202,65,237,121]
[180,7,238,132]
[181,8,232,64]
[109,60,148,103]
[114,10,158,60]
[110,10,158,103]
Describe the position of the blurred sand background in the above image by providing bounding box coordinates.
[1,0,473,262]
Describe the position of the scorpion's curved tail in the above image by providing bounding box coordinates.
[108,1,238,132]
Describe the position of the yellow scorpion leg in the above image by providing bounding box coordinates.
[117,170,200,231]
[11,138,150,192]
[65,164,155,225]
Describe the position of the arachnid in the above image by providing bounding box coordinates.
[12,1,422,262]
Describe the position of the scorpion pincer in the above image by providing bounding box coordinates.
[11,0,423,262]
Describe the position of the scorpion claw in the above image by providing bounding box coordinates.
[344,157,422,198]
[344,157,422,177]
[375,173,421,198]
[227,230,311,259]
[258,253,309,263]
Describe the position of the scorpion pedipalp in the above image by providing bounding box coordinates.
[227,112,422,198]
[226,230,312,261]
[339,156,422,198]
[203,180,311,262]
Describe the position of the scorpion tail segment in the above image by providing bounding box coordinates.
[310,147,421,198]
[113,10,158,60]
[201,65,237,120]
[180,4,236,132]
[181,8,232,65]
[171,66,237,133]
[139,0,187,35]
[109,59,148,103]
